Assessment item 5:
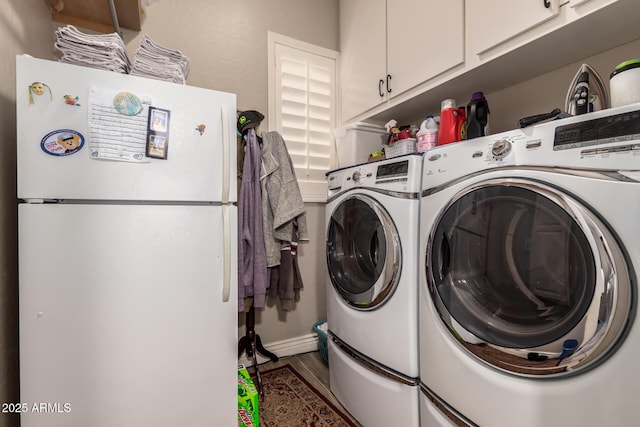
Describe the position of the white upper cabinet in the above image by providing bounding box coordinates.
[466,0,560,56]
[567,0,592,6]
[339,0,640,125]
[465,0,628,64]
[567,0,618,10]
[340,0,387,122]
[387,0,463,101]
[340,0,464,122]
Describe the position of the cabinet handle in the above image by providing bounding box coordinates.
[543,0,551,8]
[379,79,384,97]
[386,74,392,93]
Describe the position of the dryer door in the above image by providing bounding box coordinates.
[327,194,401,310]
[427,178,632,377]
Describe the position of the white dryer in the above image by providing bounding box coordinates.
[418,103,640,427]
[326,153,423,427]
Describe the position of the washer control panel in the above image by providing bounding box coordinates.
[521,104,640,170]
[491,139,512,160]
[553,108,640,151]
[421,103,640,193]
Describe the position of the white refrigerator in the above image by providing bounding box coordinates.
[16,55,237,427]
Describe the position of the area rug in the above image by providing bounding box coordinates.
[255,364,359,427]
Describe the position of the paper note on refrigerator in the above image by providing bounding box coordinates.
[88,87,152,162]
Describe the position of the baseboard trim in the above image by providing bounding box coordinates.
[238,333,319,366]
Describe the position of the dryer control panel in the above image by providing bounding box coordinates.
[326,153,423,198]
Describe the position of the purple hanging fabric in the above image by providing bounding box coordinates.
[237,128,269,311]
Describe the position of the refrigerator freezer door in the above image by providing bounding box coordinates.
[16,55,236,203]
[19,203,237,427]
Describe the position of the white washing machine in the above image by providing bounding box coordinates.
[326,153,423,427]
[418,103,640,427]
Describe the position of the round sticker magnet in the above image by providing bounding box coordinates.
[113,91,143,116]
[41,129,85,156]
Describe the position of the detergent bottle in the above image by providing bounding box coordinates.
[457,106,467,141]
[466,91,490,139]
[438,99,459,146]
[416,116,438,152]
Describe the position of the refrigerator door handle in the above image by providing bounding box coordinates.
[220,105,231,303]
[222,204,231,302]
[221,105,230,204]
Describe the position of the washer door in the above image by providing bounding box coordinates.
[327,194,401,310]
[427,178,633,377]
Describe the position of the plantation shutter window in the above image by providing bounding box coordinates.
[269,33,338,202]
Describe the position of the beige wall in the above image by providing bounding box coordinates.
[120,0,340,119]
[241,203,328,345]
[475,38,640,134]
[1,1,56,424]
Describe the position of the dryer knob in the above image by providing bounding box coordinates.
[352,170,361,182]
[491,139,512,158]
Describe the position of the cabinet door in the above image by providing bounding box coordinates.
[568,0,591,5]
[568,0,618,8]
[466,0,560,55]
[340,0,387,121]
[387,0,464,99]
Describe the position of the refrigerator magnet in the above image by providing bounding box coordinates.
[147,135,167,159]
[40,129,84,156]
[149,107,169,133]
[63,94,80,106]
[196,124,206,136]
[29,82,53,104]
[113,91,143,116]
[146,106,170,159]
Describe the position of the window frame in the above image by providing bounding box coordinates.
[267,31,340,203]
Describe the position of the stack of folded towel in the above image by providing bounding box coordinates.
[55,25,131,73]
[54,26,190,84]
[130,35,189,84]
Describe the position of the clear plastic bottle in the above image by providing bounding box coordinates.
[416,116,438,152]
